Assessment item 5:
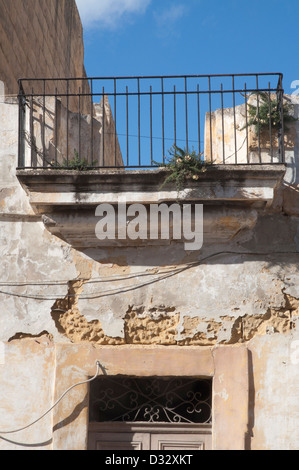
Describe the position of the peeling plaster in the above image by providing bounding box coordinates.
[48,272,299,346]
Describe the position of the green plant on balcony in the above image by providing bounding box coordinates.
[242,92,296,134]
[155,144,211,196]
[52,149,97,170]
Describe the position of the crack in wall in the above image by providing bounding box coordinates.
[8,330,53,342]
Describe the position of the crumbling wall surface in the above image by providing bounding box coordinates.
[49,247,299,348]
[0,0,86,96]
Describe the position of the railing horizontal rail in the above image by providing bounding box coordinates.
[18,72,284,80]
[18,88,282,97]
[17,73,285,170]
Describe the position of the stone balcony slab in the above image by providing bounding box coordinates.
[16,165,286,249]
[17,165,285,209]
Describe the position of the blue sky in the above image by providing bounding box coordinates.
[75,0,299,96]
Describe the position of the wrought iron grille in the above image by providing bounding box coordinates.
[89,376,212,424]
[17,73,285,170]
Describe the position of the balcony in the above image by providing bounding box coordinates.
[16,73,287,169]
[15,74,288,249]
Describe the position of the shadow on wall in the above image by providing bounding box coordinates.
[24,95,123,168]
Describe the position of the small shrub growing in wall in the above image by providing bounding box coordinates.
[242,92,296,134]
[155,144,211,196]
[53,149,97,170]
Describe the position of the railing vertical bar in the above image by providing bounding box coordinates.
[30,88,34,167]
[281,87,285,164]
[268,82,273,163]
[17,81,22,168]
[66,79,69,165]
[256,75,261,163]
[278,74,285,163]
[78,87,81,162]
[102,86,105,167]
[126,85,129,166]
[173,84,177,148]
[43,79,46,167]
[232,75,237,164]
[90,79,94,165]
[197,84,201,155]
[221,83,225,164]
[280,94,285,164]
[150,85,153,165]
[138,78,141,166]
[185,76,188,151]
[114,78,117,166]
[18,80,25,168]
[208,76,213,163]
[161,77,165,161]
[55,87,58,166]
[244,83,249,163]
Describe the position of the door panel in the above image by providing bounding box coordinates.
[88,424,212,450]
[90,432,150,451]
[151,433,211,450]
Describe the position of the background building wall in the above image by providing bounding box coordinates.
[0,0,87,96]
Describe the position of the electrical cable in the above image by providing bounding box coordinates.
[1,251,299,300]
[0,361,101,435]
[0,266,189,301]
[0,264,189,286]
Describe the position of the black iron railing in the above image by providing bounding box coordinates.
[17,73,285,169]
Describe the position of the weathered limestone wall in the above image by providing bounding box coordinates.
[0,338,55,449]
[0,0,87,96]
[24,95,123,167]
[205,95,299,169]
[248,333,299,450]
[0,94,299,449]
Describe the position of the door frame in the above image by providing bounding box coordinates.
[52,344,249,450]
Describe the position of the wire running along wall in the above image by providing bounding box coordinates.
[17,73,285,169]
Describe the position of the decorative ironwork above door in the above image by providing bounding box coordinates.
[89,376,212,424]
